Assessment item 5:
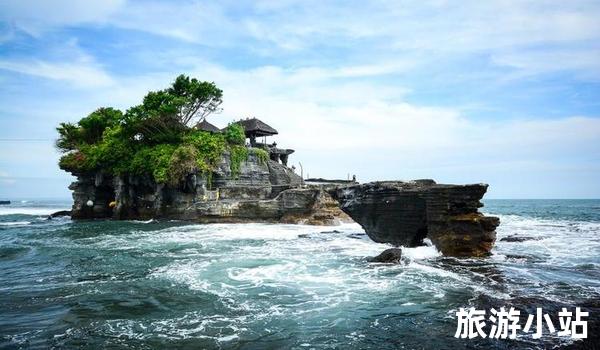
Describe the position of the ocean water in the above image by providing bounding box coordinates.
[0,199,598,349]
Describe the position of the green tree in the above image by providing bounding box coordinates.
[168,75,223,125]
[121,75,223,144]
[57,75,250,185]
[223,123,245,145]
[55,122,82,152]
[78,107,123,144]
[56,107,123,151]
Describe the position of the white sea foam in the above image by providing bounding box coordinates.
[98,312,247,342]
[140,221,462,322]
[491,213,600,299]
[494,214,600,266]
[0,221,31,226]
[46,209,600,324]
[402,244,441,260]
[0,207,69,216]
[129,219,157,224]
[5,202,599,347]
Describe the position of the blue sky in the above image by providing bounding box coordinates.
[0,0,599,199]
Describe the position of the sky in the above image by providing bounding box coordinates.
[0,0,599,199]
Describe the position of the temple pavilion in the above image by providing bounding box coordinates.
[235,117,295,166]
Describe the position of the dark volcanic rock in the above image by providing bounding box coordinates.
[66,152,349,225]
[47,210,71,219]
[332,180,500,257]
[500,235,542,242]
[368,248,403,263]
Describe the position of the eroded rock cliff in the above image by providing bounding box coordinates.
[69,151,347,224]
[332,180,500,257]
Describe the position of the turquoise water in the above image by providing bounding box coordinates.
[0,199,599,349]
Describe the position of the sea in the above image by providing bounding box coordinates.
[0,199,598,349]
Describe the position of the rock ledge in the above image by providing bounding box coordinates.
[332,180,500,257]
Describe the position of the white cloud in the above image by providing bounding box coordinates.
[0,59,114,88]
[0,38,114,88]
[2,1,600,79]
[492,48,600,81]
[159,63,599,183]
[1,57,598,197]
[1,1,599,197]
[105,1,236,44]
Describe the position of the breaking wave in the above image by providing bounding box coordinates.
[0,199,598,348]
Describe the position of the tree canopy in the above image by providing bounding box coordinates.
[121,74,223,144]
[56,75,265,186]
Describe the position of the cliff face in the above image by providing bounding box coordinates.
[332,180,500,257]
[69,152,347,224]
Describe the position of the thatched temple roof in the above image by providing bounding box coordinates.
[236,118,278,137]
[194,119,221,133]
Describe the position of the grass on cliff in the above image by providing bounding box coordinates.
[57,75,264,186]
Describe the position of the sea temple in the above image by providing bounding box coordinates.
[56,76,499,257]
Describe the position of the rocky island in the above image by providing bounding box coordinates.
[57,75,349,226]
[332,180,500,257]
[68,136,349,226]
[57,75,498,257]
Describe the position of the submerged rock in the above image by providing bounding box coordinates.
[47,210,71,219]
[500,235,542,242]
[368,248,403,263]
[332,180,500,257]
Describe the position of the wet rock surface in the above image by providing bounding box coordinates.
[500,235,542,242]
[368,248,403,263]
[332,180,500,257]
[67,154,349,225]
[47,210,71,219]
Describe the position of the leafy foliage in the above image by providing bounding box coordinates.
[223,123,246,145]
[121,104,185,145]
[85,126,133,174]
[56,75,261,185]
[56,107,122,151]
[229,145,249,178]
[118,74,223,144]
[58,151,90,173]
[56,123,82,152]
[250,147,269,165]
[168,145,198,186]
[77,108,123,144]
[182,130,227,172]
[129,144,177,183]
[168,75,223,125]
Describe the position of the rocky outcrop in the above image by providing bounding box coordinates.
[332,180,500,257]
[47,210,71,219]
[281,188,353,225]
[368,248,403,263]
[499,235,542,242]
[68,151,347,225]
